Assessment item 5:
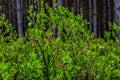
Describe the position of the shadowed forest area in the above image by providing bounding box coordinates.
[0,0,120,80]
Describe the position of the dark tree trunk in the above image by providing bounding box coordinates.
[76,0,80,15]
[102,0,107,37]
[88,0,93,32]
[82,0,89,20]
[93,0,97,37]
[16,0,24,35]
[0,0,3,15]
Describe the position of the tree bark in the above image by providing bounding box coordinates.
[57,0,63,6]
[114,0,120,37]
[93,0,97,37]
[16,0,24,35]
[102,0,107,37]
[0,0,3,15]
[77,0,80,15]
[88,0,93,32]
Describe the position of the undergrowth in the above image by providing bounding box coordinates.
[0,3,120,80]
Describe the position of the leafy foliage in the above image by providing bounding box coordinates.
[0,4,120,80]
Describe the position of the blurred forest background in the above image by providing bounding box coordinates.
[0,0,120,38]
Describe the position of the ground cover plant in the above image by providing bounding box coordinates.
[0,3,120,80]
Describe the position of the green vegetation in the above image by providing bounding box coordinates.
[0,5,120,80]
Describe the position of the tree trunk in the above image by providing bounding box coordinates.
[114,0,120,37]
[102,0,107,37]
[77,0,80,14]
[88,0,93,32]
[0,0,3,15]
[16,0,24,35]
[93,0,97,37]
[57,0,63,6]
[82,0,89,20]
